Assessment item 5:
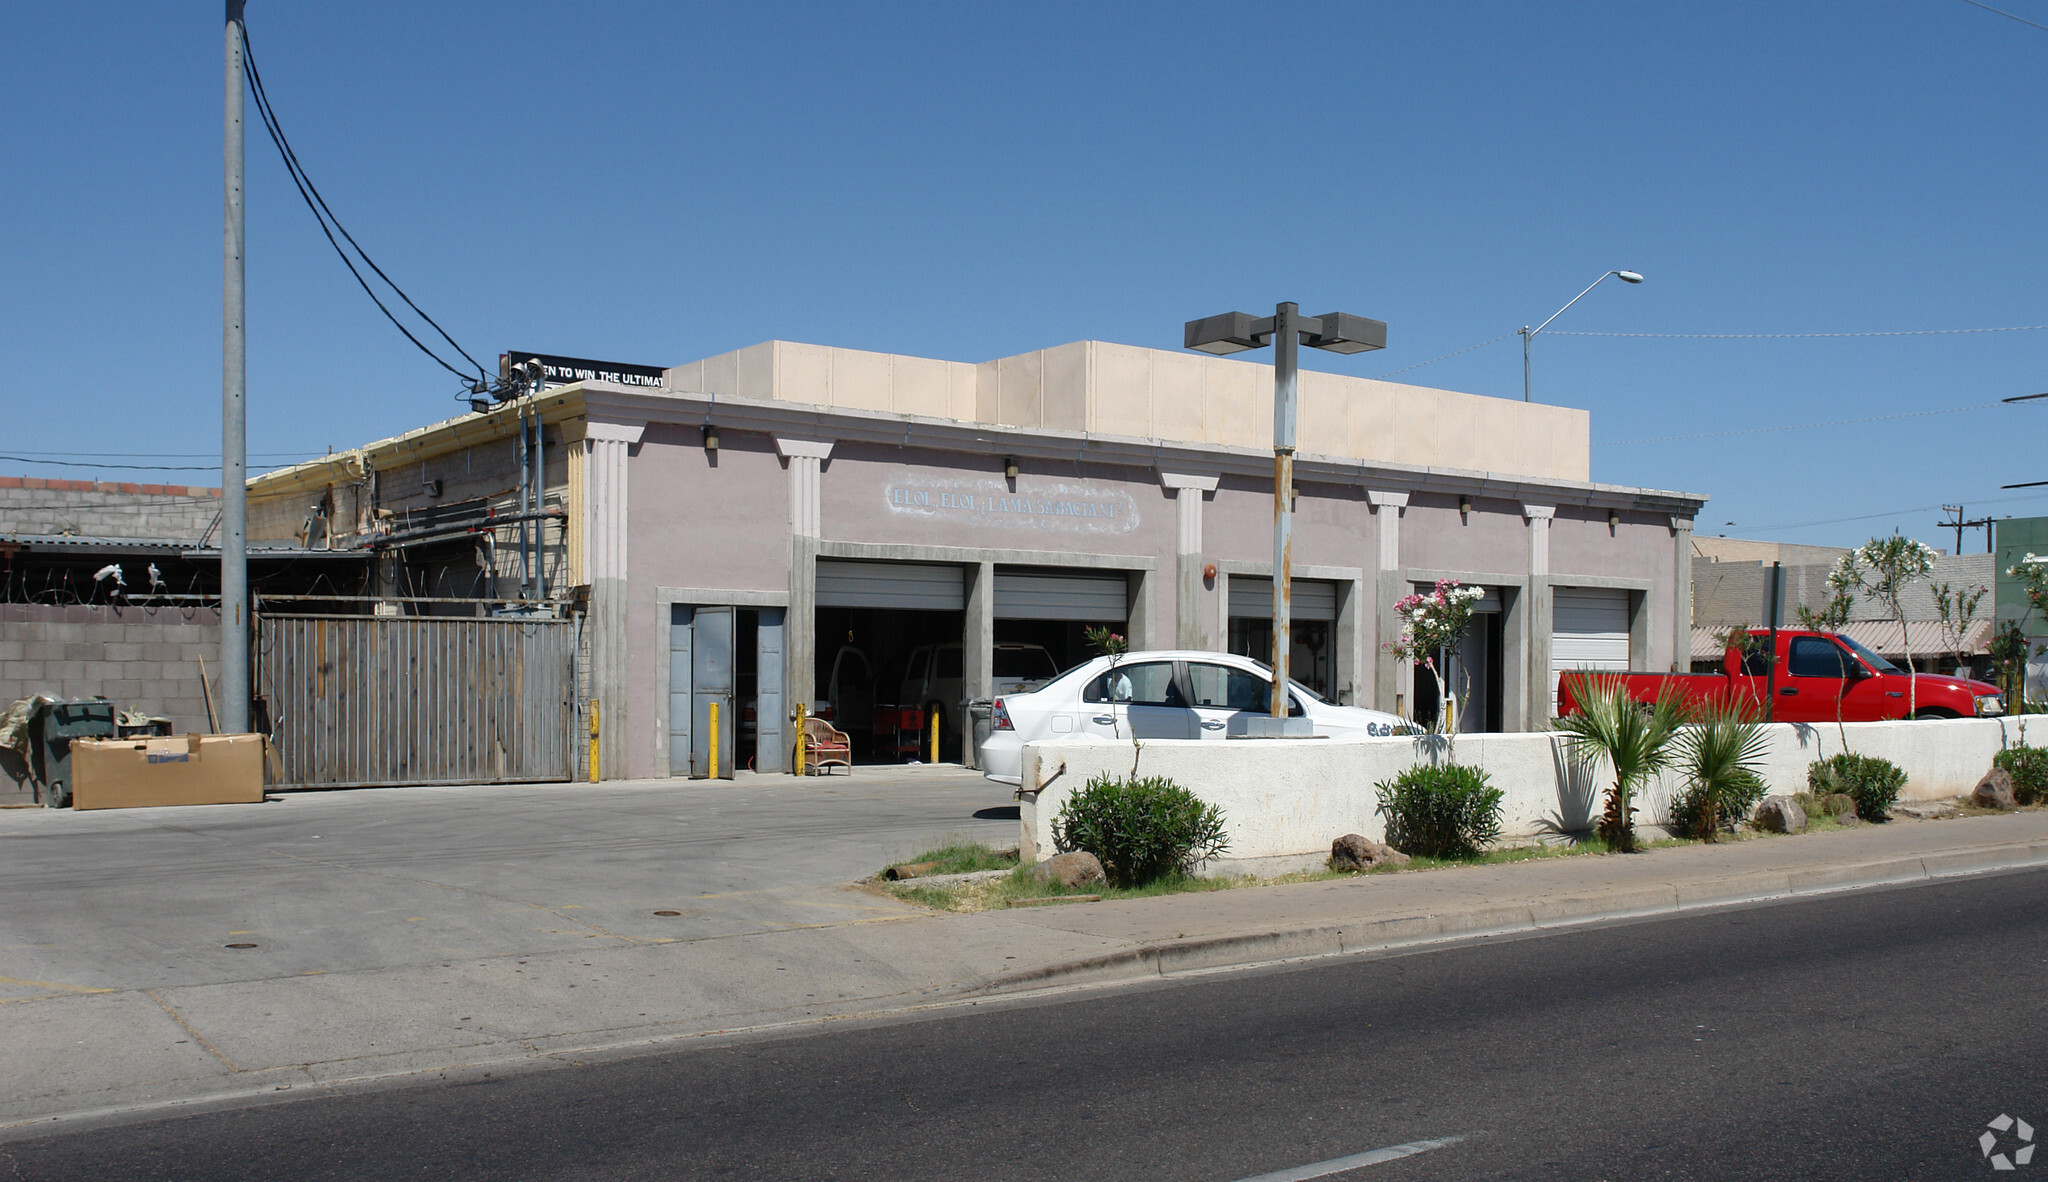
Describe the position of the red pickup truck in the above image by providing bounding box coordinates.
[1556,629,2004,722]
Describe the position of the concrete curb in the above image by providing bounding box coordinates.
[964,838,2048,998]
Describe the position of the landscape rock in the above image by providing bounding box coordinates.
[1331,833,1412,871]
[1972,768,2017,810]
[1753,795,1808,834]
[1031,851,1105,887]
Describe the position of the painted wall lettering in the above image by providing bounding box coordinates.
[882,476,1140,534]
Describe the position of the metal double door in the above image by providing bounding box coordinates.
[670,605,735,778]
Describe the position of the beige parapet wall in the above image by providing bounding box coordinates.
[1018,716,2048,873]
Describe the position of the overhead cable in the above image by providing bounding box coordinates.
[1732,489,2048,534]
[1551,325,2048,339]
[1374,332,1517,380]
[1596,402,2003,446]
[239,23,487,385]
[1958,0,2048,33]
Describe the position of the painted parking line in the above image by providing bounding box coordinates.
[0,974,112,995]
[1228,1134,1472,1182]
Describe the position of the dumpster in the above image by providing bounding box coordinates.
[964,698,993,771]
[31,699,118,808]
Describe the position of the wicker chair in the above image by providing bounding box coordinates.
[799,716,853,775]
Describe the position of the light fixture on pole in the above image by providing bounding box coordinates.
[1520,270,1642,402]
[1185,303,1386,728]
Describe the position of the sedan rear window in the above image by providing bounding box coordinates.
[994,647,1057,679]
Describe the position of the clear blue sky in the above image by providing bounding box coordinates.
[6,2,2047,552]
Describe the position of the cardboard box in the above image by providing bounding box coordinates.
[70,733,267,810]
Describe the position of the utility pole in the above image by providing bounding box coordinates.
[221,0,250,732]
[1938,505,1995,555]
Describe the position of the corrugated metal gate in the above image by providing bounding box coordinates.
[256,614,576,788]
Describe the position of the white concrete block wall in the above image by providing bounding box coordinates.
[1020,716,2045,871]
[0,479,220,540]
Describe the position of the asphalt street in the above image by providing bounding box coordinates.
[8,863,2044,1180]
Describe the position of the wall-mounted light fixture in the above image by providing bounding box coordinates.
[1203,563,1218,583]
[704,426,720,452]
[1608,508,1621,529]
[1004,457,1019,481]
[424,478,443,498]
[1459,496,1473,518]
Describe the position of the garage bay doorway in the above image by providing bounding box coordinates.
[815,560,967,763]
[1227,576,1338,701]
[1410,585,1504,733]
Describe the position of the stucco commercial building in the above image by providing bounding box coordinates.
[248,338,1707,780]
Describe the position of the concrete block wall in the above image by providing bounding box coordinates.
[1019,715,2046,872]
[0,478,221,540]
[0,604,221,732]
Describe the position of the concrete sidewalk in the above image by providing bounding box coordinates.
[6,796,2048,1135]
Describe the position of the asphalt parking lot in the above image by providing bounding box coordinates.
[0,763,1013,997]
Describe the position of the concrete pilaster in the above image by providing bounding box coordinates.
[584,422,642,779]
[1522,503,1556,730]
[1160,473,1218,650]
[1367,491,1408,715]
[964,560,994,701]
[1672,516,1695,673]
[775,438,833,721]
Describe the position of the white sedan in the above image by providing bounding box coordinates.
[978,649,1416,786]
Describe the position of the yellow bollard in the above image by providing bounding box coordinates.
[588,699,600,783]
[928,704,940,764]
[794,703,808,776]
[708,700,721,780]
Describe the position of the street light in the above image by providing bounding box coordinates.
[1185,303,1387,728]
[1520,270,1643,402]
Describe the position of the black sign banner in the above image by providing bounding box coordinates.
[500,351,666,390]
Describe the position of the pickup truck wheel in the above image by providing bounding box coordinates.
[1911,708,1960,721]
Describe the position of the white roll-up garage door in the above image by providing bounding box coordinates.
[1550,587,1632,712]
[1229,576,1338,621]
[994,568,1128,621]
[815,560,964,610]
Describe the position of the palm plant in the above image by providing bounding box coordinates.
[1553,672,1687,852]
[1672,699,1771,841]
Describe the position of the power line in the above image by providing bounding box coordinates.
[1729,489,2048,534]
[1550,324,2048,339]
[239,23,487,385]
[1959,0,2048,33]
[2,451,322,459]
[1374,332,1517,380]
[0,456,232,472]
[1596,402,2003,446]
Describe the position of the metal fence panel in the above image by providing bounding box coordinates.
[256,614,574,788]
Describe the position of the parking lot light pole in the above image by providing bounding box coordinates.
[1520,270,1643,402]
[1185,304,1386,720]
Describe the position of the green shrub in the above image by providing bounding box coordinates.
[1374,763,1504,859]
[1808,753,1906,822]
[1993,745,2048,806]
[1671,701,1770,842]
[1669,769,1767,838]
[1051,774,1229,886]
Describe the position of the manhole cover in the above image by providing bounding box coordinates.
[652,910,682,917]
[224,942,259,949]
